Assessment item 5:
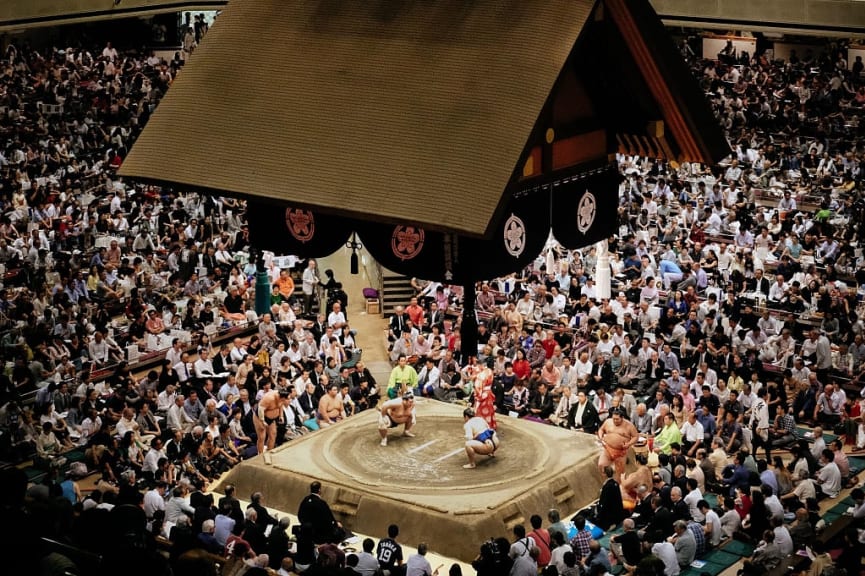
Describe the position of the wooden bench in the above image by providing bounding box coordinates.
[85,323,256,384]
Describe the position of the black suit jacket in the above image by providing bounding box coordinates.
[596,478,625,530]
[389,313,409,338]
[568,400,600,433]
[201,253,217,275]
[233,399,255,436]
[297,493,340,544]
[243,520,267,555]
[671,499,691,522]
[249,501,278,528]
[528,390,554,419]
[427,310,444,331]
[645,361,664,382]
[213,353,232,375]
[612,530,642,566]
[591,363,613,389]
[267,527,292,569]
[310,322,326,343]
[298,392,316,416]
[351,368,377,388]
[219,495,241,514]
[645,505,674,541]
[751,277,770,296]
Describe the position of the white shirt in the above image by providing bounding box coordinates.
[720,510,741,539]
[143,447,166,473]
[508,536,537,559]
[685,488,705,523]
[88,339,109,363]
[156,390,176,412]
[175,361,193,383]
[757,316,778,336]
[327,310,346,327]
[680,420,704,443]
[816,462,841,498]
[194,358,216,379]
[143,489,165,519]
[773,525,794,556]
[230,346,247,364]
[768,282,787,302]
[651,541,680,576]
[574,359,593,380]
[593,393,610,414]
[102,46,118,61]
[115,416,138,439]
[354,551,381,576]
[810,437,827,461]
[765,495,784,521]
[167,403,192,432]
[516,298,535,318]
[749,399,770,430]
[705,509,722,547]
[550,543,574,574]
[165,346,184,368]
[294,376,312,397]
[851,499,865,520]
[417,365,441,391]
[405,553,433,576]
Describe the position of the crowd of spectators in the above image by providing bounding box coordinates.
[384,40,865,576]
[0,30,382,576]
[3,23,865,576]
[389,38,865,444]
[468,449,865,576]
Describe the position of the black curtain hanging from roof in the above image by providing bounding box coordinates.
[246,163,619,283]
[354,180,551,284]
[246,202,353,257]
[550,165,622,248]
[458,183,551,282]
[355,222,449,281]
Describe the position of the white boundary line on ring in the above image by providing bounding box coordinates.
[432,448,465,463]
[407,439,439,454]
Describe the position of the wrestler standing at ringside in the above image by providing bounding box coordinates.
[597,407,638,481]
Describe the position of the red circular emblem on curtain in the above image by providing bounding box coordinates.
[391,225,425,260]
[285,208,315,242]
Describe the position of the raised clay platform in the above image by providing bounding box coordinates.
[222,400,604,561]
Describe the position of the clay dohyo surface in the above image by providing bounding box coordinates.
[325,404,548,491]
[223,400,604,560]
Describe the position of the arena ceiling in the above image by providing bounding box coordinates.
[120,0,597,238]
[120,0,727,286]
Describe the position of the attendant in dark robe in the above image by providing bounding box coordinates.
[568,391,601,433]
[297,481,345,544]
[596,466,625,530]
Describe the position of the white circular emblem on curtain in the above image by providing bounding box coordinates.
[577,191,596,234]
[503,214,526,257]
